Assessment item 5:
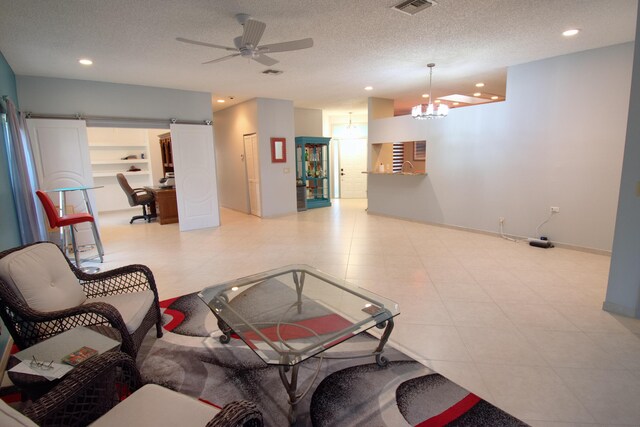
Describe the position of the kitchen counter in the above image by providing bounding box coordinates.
[362,171,427,176]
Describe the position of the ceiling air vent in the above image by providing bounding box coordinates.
[262,69,283,75]
[392,0,437,15]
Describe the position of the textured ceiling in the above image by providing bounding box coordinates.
[0,0,637,116]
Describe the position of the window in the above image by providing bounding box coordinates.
[414,141,426,160]
[392,143,404,172]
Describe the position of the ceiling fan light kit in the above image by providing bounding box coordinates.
[177,14,313,67]
[412,63,449,119]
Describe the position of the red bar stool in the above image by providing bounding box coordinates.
[35,190,104,267]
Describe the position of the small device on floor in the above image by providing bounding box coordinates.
[528,236,554,249]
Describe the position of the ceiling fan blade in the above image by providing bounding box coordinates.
[202,53,241,65]
[176,37,237,52]
[252,54,279,67]
[241,19,266,47]
[258,38,314,53]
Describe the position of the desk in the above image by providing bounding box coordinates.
[144,187,178,225]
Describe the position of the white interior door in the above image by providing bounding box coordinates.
[170,124,220,231]
[338,138,368,198]
[243,134,261,217]
[27,118,98,246]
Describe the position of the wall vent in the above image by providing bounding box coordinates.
[392,0,437,15]
[262,69,283,75]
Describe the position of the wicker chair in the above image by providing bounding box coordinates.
[0,241,163,358]
[12,352,263,427]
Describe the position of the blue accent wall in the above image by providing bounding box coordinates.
[0,51,19,362]
[0,50,20,251]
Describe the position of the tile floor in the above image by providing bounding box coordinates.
[94,199,640,426]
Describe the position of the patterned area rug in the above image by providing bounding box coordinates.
[138,292,528,426]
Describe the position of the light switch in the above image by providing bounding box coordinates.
[283,168,290,174]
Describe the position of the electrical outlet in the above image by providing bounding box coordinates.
[499,216,505,224]
[550,206,560,213]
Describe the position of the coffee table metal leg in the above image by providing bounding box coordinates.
[373,317,394,367]
[217,319,233,344]
[292,270,305,315]
[278,364,300,423]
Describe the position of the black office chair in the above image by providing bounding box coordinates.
[116,173,157,224]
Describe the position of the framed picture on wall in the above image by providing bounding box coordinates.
[271,137,287,163]
[414,141,426,160]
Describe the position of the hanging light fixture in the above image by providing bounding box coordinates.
[412,63,449,119]
[344,112,357,138]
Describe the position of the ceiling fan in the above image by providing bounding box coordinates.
[176,13,314,66]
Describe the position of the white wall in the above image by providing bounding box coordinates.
[294,108,322,136]
[256,98,296,217]
[214,98,296,217]
[16,76,212,121]
[605,10,640,318]
[368,43,633,251]
[213,100,258,213]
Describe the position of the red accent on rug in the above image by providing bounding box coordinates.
[198,397,222,410]
[230,313,354,348]
[0,393,22,404]
[159,297,179,308]
[159,297,185,332]
[416,393,481,427]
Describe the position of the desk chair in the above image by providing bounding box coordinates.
[116,173,157,224]
[36,190,104,267]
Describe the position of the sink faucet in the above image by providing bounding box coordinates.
[402,161,414,173]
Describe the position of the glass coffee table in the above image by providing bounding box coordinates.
[198,265,399,422]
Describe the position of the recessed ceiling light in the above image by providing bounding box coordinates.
[216,99,225,103]
[491,96,499,100]
[475,82,485,88]
[78,58,93,65]
[473,92,482,97]
[453,102,460,106]
[562,29,580,37]
[364,86,373,91]
[434,99,441,103]
[421,93,429,98]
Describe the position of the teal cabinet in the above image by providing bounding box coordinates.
[295,137,331,209]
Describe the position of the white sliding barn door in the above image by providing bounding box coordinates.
[243,133,261,217]
[170,124,220,231]
[27,119,98,246]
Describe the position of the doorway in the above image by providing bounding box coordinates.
[243,133,261,217]
[336,138,368,199]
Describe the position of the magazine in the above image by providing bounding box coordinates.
[61,346,98,366]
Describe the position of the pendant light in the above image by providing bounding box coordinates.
[412,63,449,119]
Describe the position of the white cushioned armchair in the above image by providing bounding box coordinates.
[0,352,262,427]
[0,241,163,358]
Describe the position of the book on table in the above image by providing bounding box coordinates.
[61,346,98,366]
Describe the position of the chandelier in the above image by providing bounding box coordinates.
[412,63,449,119]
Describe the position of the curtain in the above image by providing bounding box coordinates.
[2,97,47,243]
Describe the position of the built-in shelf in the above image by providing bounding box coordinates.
[93,171,151,178]
[91,159,149,165]
[89,142,147,148]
